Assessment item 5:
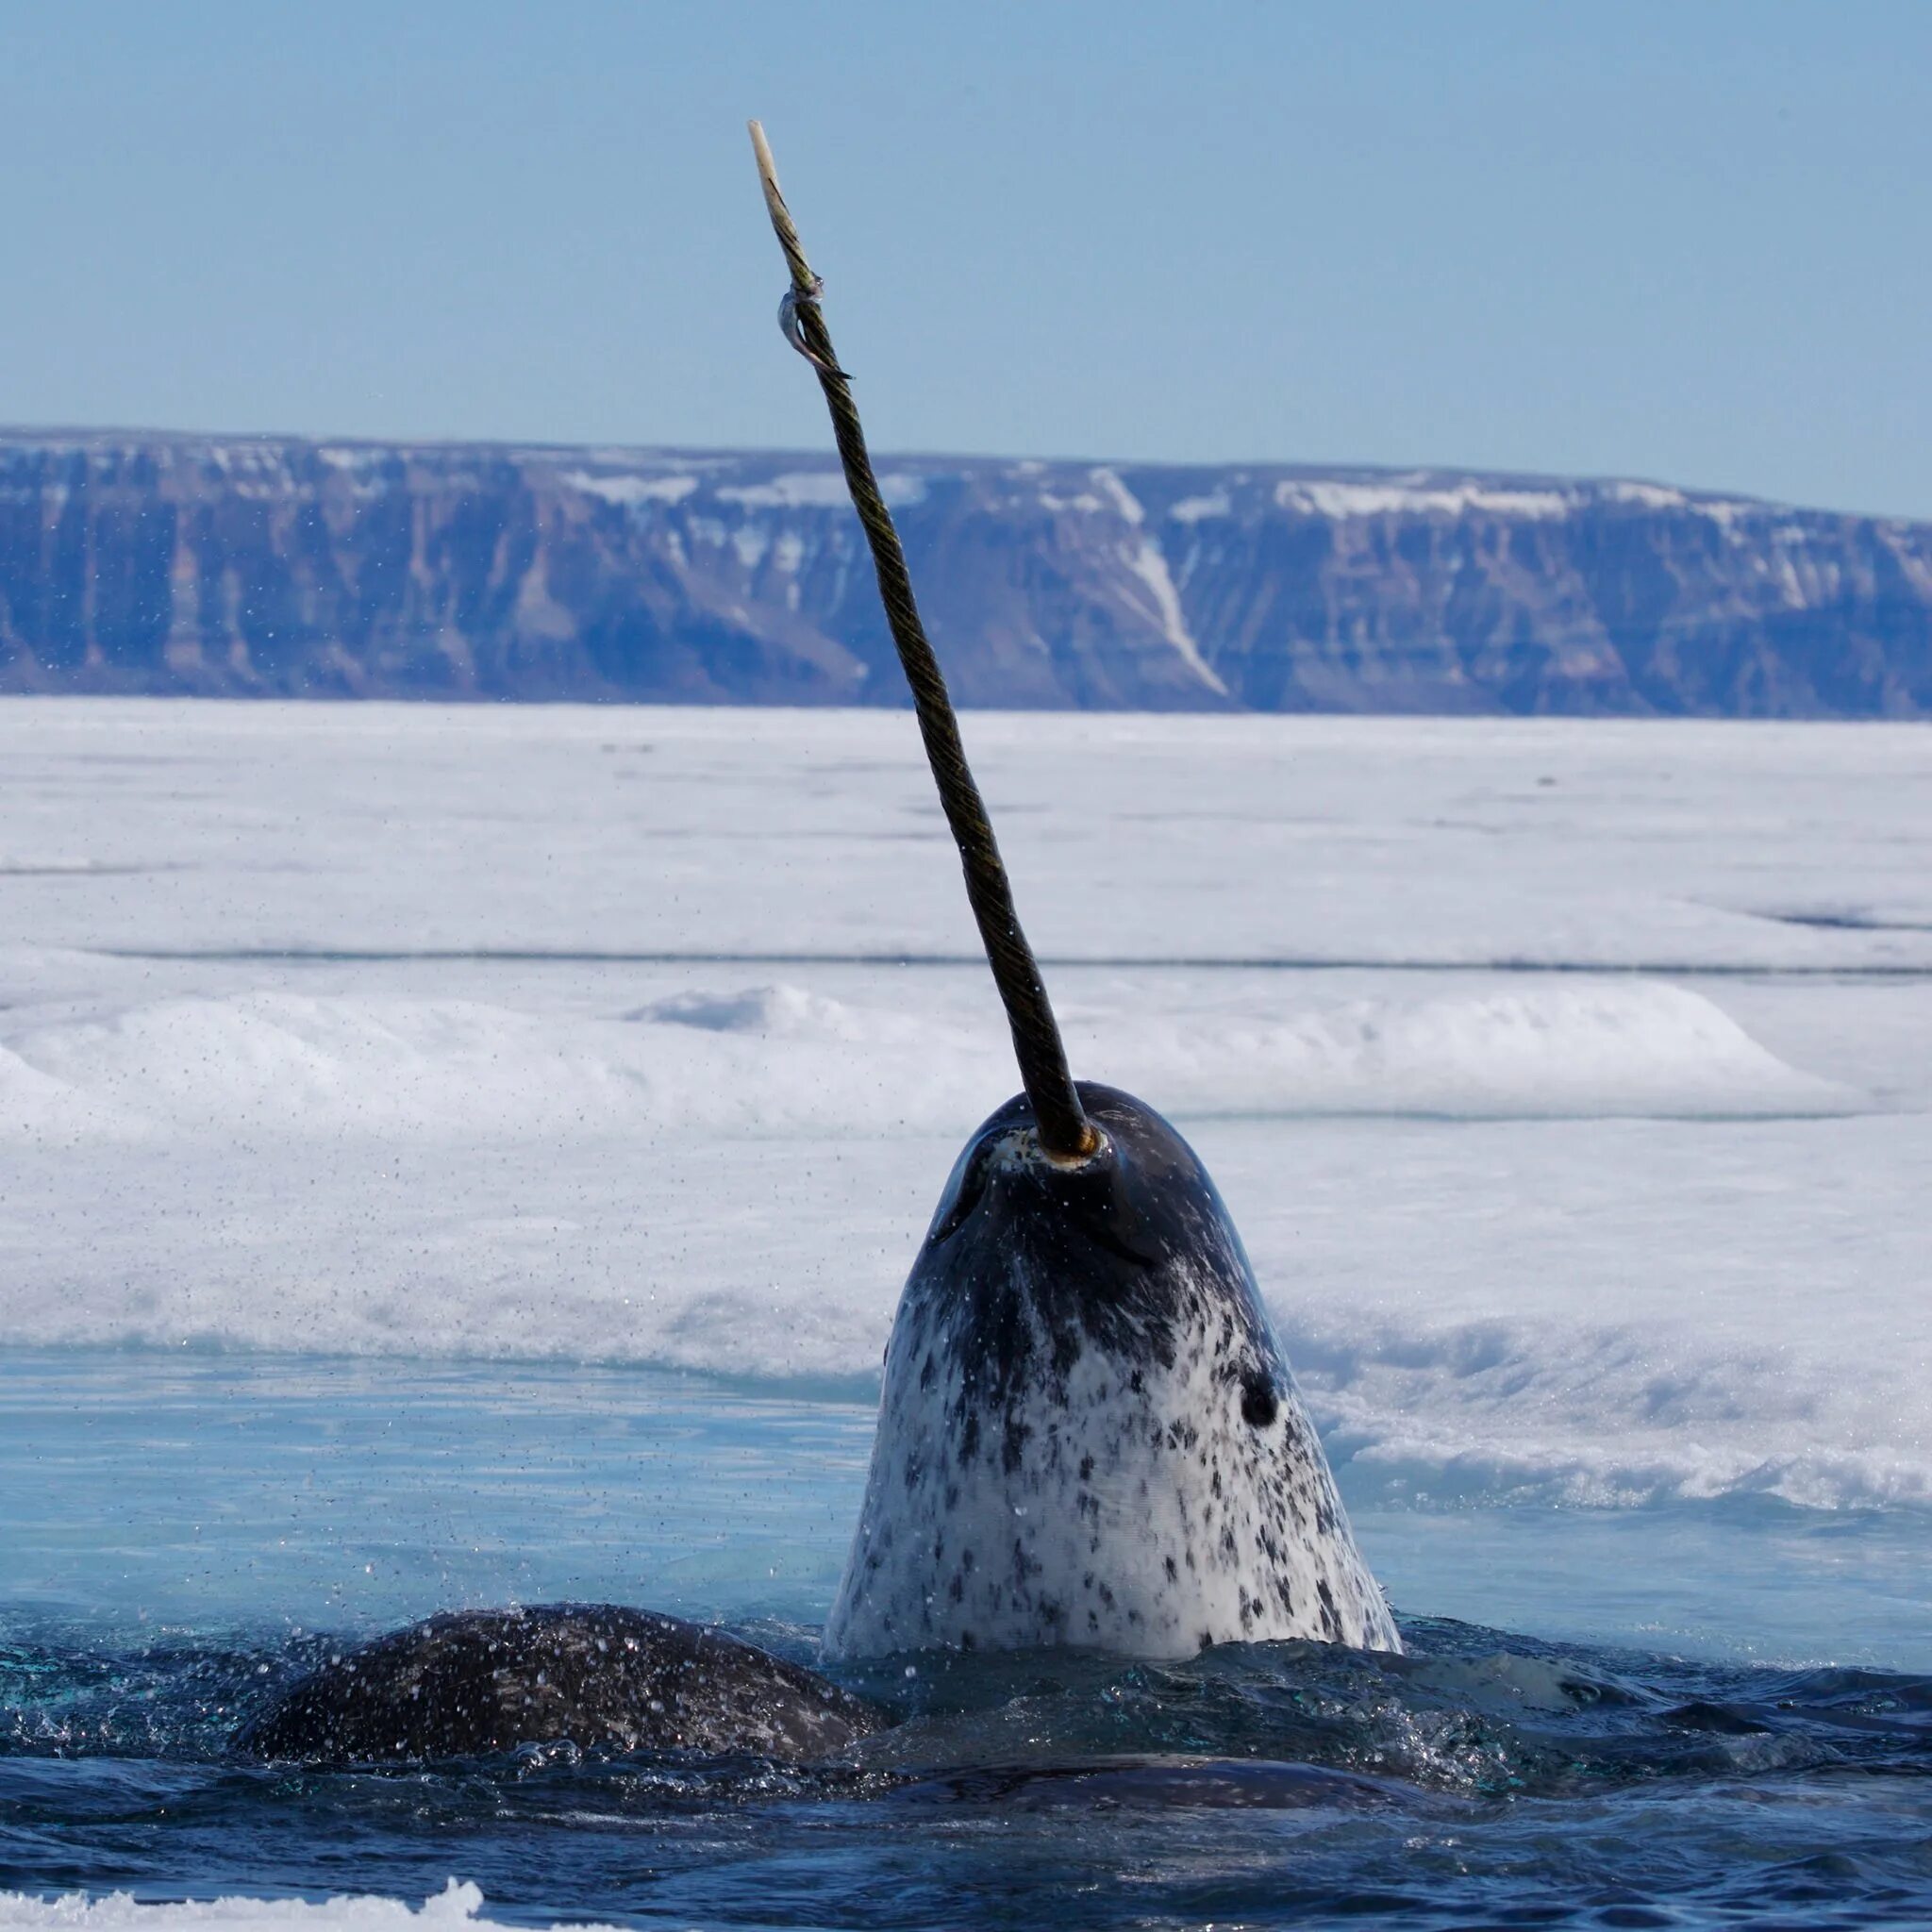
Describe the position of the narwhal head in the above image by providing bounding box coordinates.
[823,1081,1401,1661]
[744,121,1396,1661]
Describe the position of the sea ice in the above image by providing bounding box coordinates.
[0,698,1927,1513]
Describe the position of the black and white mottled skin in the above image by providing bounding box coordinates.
[236,1605,883,1764]
[824,1082,1399,1660]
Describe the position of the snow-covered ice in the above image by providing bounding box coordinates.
[2,699,1928,1512]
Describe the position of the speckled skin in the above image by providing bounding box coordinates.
[235,1606,884,1763]
[824,1083,1400,1660]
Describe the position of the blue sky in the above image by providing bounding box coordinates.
[1,2,1926,516]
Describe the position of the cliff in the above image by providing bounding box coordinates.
[3,429,1928,715]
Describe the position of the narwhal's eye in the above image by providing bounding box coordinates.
[1240,1375,1279,1429]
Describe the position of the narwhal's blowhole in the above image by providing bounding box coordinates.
[926,1120,1118,1248]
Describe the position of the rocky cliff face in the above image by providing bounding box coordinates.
[3,430,1928,715]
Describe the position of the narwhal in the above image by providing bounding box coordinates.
[234,125,1396,1767]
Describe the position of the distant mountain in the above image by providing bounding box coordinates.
[2,429,1928,715]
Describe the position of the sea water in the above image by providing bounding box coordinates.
[4,702,1932,1926]
[3,1352,1930,1930]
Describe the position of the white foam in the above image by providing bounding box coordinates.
[0,1883,608,1932]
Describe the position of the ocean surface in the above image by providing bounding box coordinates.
[4,700,1931,1928]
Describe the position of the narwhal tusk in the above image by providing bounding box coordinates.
[746,119,1097,1162]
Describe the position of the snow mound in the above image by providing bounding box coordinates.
[3,988,976,1138]
[1108,982,1841,1119]
[631,983,870,1038]
[0,1045,136,1145]
[8,996,614,1138]
[1,981,1840,1143]
[1295,1313,1932,1513]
